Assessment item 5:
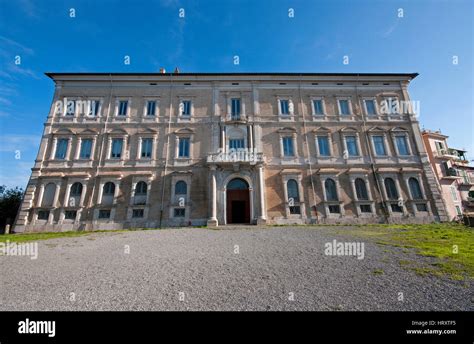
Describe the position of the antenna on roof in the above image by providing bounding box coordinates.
[174,67,180,74]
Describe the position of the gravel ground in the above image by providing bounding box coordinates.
[0,226,471,311]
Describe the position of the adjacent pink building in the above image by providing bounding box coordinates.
[422,130,474,220]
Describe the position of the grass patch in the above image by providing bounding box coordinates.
[333,223,473,281]
[372,269,384,275]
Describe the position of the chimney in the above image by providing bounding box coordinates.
[174,67,180,74]
[159,68,166,74]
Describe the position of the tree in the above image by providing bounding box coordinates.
[0,185,24,233]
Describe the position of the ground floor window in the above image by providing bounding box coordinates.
[99,209,111,219]
[174,208,185,217]
[289,205,301,214]
[328,205,340,213]
[415,203,428,212]
[37,210,49,220]
[359,204,372,213]
[391,204,403,213]
[132,209,144,218]
[65,210,77,220]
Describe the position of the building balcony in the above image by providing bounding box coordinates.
[434,148,468,163]
[206,149,265,165]
[224,113,247,123]
[441,167,463,180]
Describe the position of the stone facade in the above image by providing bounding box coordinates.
[13,72,448,232]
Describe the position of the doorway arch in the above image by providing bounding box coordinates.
[226,178,250,224]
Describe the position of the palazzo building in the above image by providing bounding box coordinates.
[13,72,448,232]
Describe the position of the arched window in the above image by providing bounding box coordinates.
[103,182,115,196]
[287,179,299,202]
[384,178,398,200]
[135,181,147,196]
[227,178,248,190]
[355,178,368,200]
[70,182,83,197]
[42,183,56,207]
[409,177,423,200]
[325,178,338,201]
[175,181,187,195]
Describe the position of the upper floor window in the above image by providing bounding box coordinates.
[55,138,68,160]
[181,100,191,116]
[79,139,92,159]
[287,179,300,202]
[364,99,377,116]
[135,181,148,196]
[70,182,83,197]
[450,186,458,201]
[229,139,245,150]
[372,135,386,156]
[313,99,324,115]
[282,136,294,157]
[435,141,444,154]
[325,178,338,201]
[408,177,423,200]
[175,181,187,195]
[178,137,190,158]
[141,138,153,159]
[280,99,290,115]
[317,136,330,156]
[338,99,350,116]
[146,101,156,116]
[384,178,398,200]
[103,182,115,196]
[395,136,410,155]
[345,136,359,156]
[355,178,369,200]
[231,98,241,120]
[118,101,128,116]
[111,138,123,159]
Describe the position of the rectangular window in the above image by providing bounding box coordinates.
[317,136,330,156]
[132,209,144,218]
[396,136,409,155]
[111,138,123,159]
[181,100,191,116]
[455,206,462,215]
[231,98,241,119]
[360,204,372,213]
[55,139,68,159]
[339,99,350,115]
[289,206,301,214]
[450,186,458,201]
[174,208,185,217]
[178,138,190,158]
[435,141,444,154]
[313,100,323,115]
[37,210,49,220]
[280,99,289,115]
[282,137,294,157]
[372,135,386,156]
[328,205,341,214]
[365,100,376,116]
[345,136,359,156]
[146,101,156,116]
[391,204,403,213]
[229,139,245,150]
[89,100,100,117]
[98,209,111,219]
[65,210,77,220]
[79,139,93,159]
[141,138,153,159]
[416,203,428,212]
[118,101,128,116]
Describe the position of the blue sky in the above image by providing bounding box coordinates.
[0,0,472,189]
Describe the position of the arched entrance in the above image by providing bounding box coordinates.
[226,178,250,224]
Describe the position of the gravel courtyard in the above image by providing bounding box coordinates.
[0,226,471,311]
